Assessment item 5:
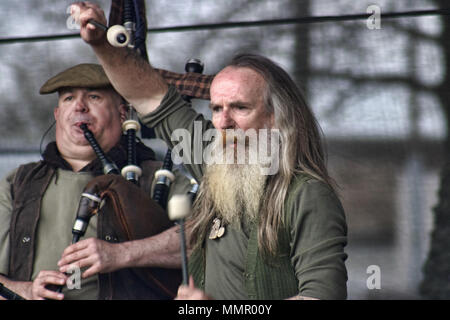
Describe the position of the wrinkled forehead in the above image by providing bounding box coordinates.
[210,66,267,103]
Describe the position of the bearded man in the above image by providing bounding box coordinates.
[58,2,348,300]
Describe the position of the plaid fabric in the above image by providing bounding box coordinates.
[156,68,214,100]
[108,0,214,100]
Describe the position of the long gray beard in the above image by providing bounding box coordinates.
[202,132,268,226]
[200,131,278,227]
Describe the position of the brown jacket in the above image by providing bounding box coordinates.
[8,139,182,299]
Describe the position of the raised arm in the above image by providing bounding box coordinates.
[72,2,168,114]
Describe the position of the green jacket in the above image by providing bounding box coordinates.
[188,174,348,300]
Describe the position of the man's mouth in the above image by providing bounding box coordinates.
[73,122,92,134]
[71,114,93,128]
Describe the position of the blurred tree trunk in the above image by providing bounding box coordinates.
[292,0,310,99]
[420,0,450,299]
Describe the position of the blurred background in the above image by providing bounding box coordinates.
[0,0,448,299]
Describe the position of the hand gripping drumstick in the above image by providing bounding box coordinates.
[168,194,192,286]
[87,19,131,48]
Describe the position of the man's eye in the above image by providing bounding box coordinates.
[89,95,100,100]
[212,106,222,113]
[63,96,73,102]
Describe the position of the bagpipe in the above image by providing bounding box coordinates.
[1,0,214,300]
[62,0,212,298]
[0,0,214,300]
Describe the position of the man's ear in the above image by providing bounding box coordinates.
[53,106,59,121]
[118,103,128,123]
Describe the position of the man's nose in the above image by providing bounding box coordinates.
[217,109,235,130]
[74,97,89,112]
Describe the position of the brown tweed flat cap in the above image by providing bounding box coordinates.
[39,63,112,94]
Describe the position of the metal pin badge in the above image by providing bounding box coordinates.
[209,218,226,239]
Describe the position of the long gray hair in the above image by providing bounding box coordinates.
[189,53,335,256]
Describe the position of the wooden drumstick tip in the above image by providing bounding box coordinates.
[168,194,192,221]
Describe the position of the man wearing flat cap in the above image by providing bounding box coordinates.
[0,63,189,300]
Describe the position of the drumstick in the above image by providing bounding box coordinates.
[168,194,192,286]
